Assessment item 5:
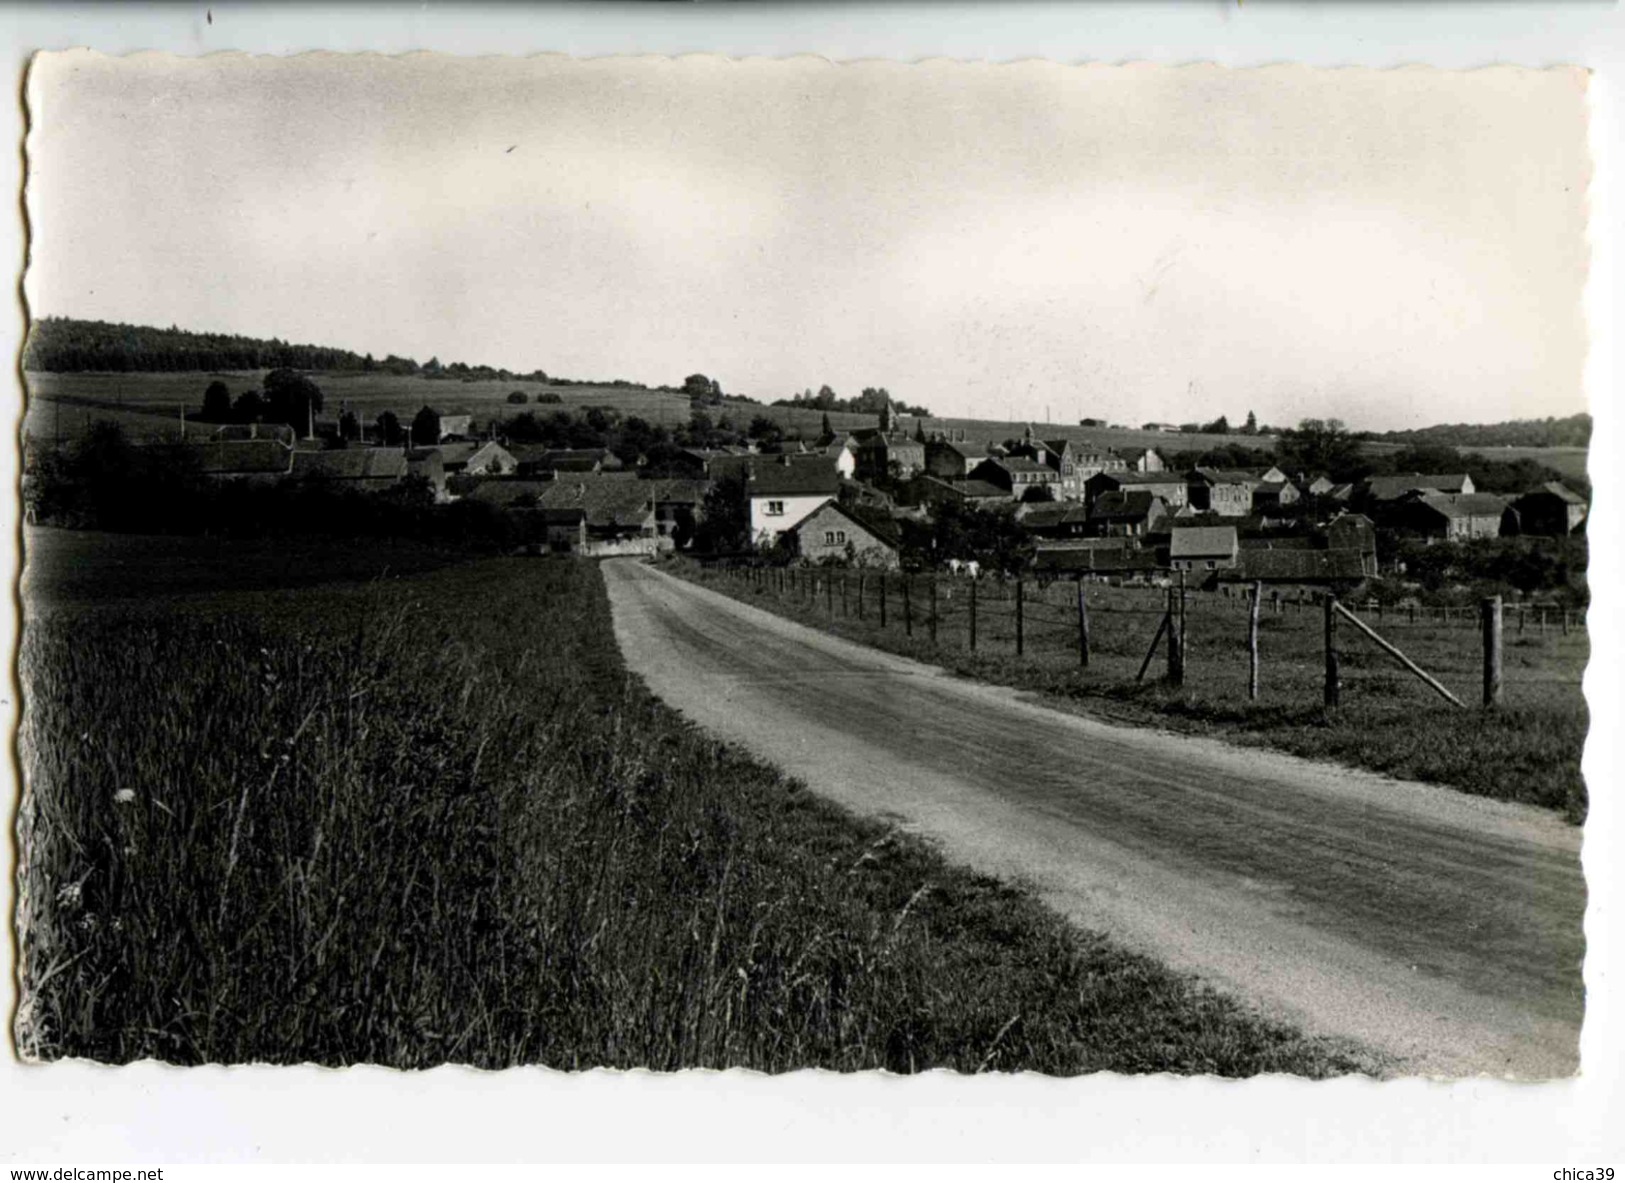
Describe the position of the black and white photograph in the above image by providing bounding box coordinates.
[4,14,1619,1166]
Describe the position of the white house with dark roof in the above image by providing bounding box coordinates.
[746,454,843,542]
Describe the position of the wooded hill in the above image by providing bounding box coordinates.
[1357,413,1590,450]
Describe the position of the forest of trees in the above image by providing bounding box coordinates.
[1357,413,1591,450]
[24,316,549,382]
[773,385,931,418]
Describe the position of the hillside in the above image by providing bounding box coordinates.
[1360,413,1590,450]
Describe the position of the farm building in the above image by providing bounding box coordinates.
[190,437,295,483]
[464,441,519,476]
[1306,475,1337,498]
[746,454,843,542]
[1084,470,1188,509]
[1219,547,1373,589]
[785,500,900,568]
[438,414,474,440]
[289,447,407,492]
[1169,525,1240,573]
[1087,490,1168,537]
[971,456,1062,497]
[210,422,296,445]
[1361,472,1475,504]
[1033,538,1162,579]
[1018,502,1093,539]
[924,435,993,480]
[854,432,926,481]
[405,448,447,499]
[1251,479,1301,513]
[915,475,1011,507]
[1185,469,1259,517]
[1385,492,1517,540]
[534,447,624,475]
[1119,447,1166,473]
[1512,482,1588,536]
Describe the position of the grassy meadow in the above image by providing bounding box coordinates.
[17,533,1367,1073]
[675,563,1590,822]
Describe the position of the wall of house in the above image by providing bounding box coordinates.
[795,513,898,567]
[751,493,832,540]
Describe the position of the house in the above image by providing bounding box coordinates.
[817,435,859,479]
[785,499,900,568]
[191,438,295,483]
[526,475,669,555]
[1018,502,1093,539]
[854,432,926,481]
[438,414,474,440]
[969,456,1062,498]
[1251,479,1302,513]
[1087,490,1168,537]
[289,446,408,492]
[1386,492,1516,540]
[464,441,519,476]
[1119,447,1166,474]
[1324,513,1378,567]
[1169,525,1240,573]
[1511,482,1588,536]
[1084,470,1189,509]
[924,436,993,481]
[534,448,624,476]
[746,454,843,542]
[1306,475,1337,498]
[1185,469,1259,517]
[1361,472,1474,504]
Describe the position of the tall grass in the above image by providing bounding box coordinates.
[17,557,1364,1073]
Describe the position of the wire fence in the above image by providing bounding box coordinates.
[704,563,1587,714]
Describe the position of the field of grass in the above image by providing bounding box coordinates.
[17,538,1366,1073]
[673,563,1589,822]
[22,370,697,439]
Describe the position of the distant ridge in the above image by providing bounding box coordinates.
[1359,414,1590,451]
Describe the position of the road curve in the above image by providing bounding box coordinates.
[602,559,1585,1077]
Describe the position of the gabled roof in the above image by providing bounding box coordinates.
[1188,467,1260,487]
[1091,470,1185,487]
[463,479,555,508]
[787,499,900,548]
[1413,492,1511,519]
[1169,525,1239,558]
[290,447,406,481]
[212,422,296,445]
[1019,503,1092,529]
[1089,489,1165,520]
[927,438,991,460]
[983,456,1054,475]
[747,456,843,497]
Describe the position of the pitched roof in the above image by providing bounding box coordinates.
[1089,490,1165,519]
[290,447,408,481]
[1093,471,1185,487]
[1366,473,1472,501]
[191,439,294,476]
[787,499,900,548]
[1033,541,1159,573]
[1019,503,1092,529]
[928,438,991,460]
[1230,548,1371,583]
[1519,481,1586,505]
[984,457,1054,475]
[1189,467,1261,486]
[211,422,296,445]
[1414,492,1511,518]
[747,456,843,497]
[1169,525,1239,558]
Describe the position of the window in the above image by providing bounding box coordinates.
[766,500,784,516]
[1206,560,1217,570]
[824,531,837,545]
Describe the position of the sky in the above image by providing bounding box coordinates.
[24,52,1591,432]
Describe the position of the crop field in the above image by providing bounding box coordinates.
[677,563,1590,821]
[21,370,697,440]
[17,533,1364,1073]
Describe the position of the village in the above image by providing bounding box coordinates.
[74,382,1586,611]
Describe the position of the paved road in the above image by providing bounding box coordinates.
[603,560,1585,1077]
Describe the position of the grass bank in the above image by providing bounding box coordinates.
[667,561,1588,823]
[18,544,1368,1074]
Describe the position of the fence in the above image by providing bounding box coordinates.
[708,564,1586,714]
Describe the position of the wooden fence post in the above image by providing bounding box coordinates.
[969,578,978,651]
[1165,585,1182,686]
[904,575,913,637]
[827,572,834,615]
[1482,595,1502,708]
[1015,579,1025,656]
[1562,608,1570,637]
[879,573,887,629]
[930,577,939,644]
[1076,577,1091,668]
[1324,594,1341,709]
[1248,580,1261,701]
[1539,607,1546,636]
[841,573,848,616]
[857,573,866,620]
